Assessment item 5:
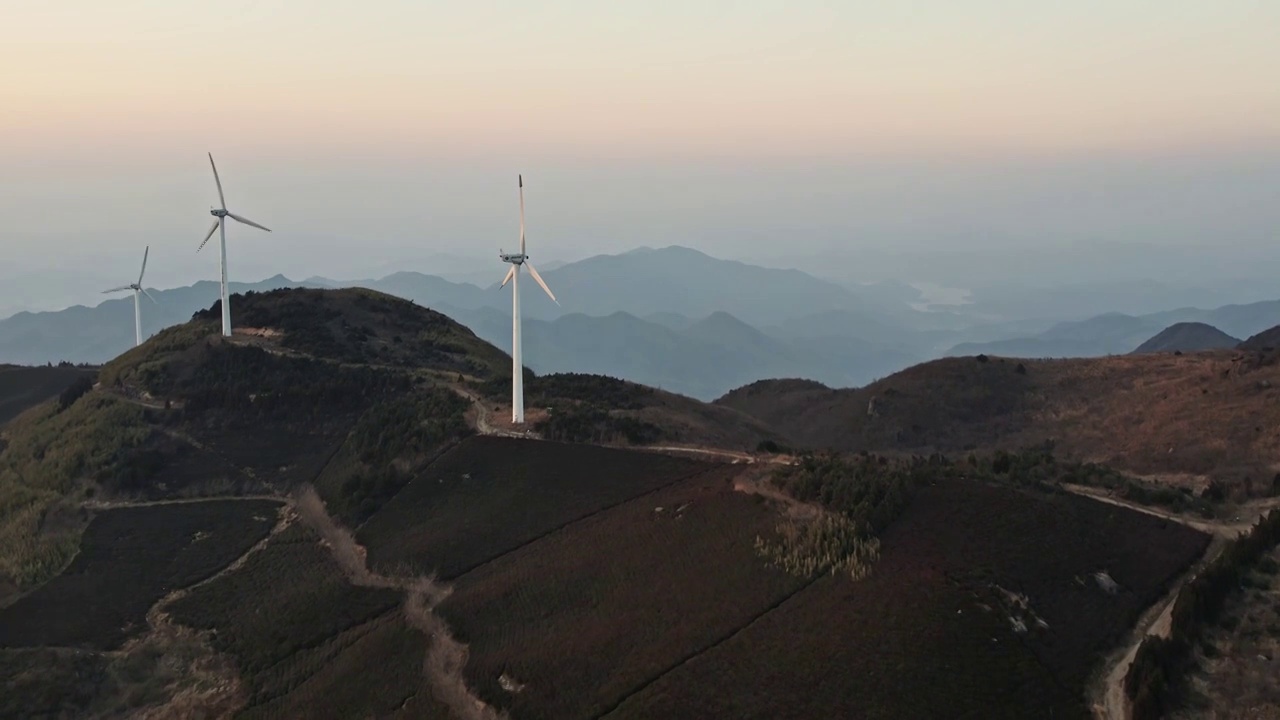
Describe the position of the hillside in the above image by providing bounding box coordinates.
[1132,322,1240,354]
[0,288,772,592]
[720,350,1280,493]
[1240,324,1280,351]
[0,285,1247,718]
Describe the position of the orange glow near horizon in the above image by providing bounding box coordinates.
[2,1,1279,160]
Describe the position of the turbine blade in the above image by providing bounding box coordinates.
[228,212,271,232]
[500,266,516,288]
[518,174,526,256]
[102,286,131,293]
[142,288,158,304]
[198,219,219,251]
[138,245,149,285]
[525,263,558,304]
[209,152,225,208]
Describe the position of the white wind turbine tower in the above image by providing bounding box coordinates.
[499,175,559,424]
[102,246,157,347]
[198,153,271,337]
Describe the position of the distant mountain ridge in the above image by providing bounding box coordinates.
[0,247,931,397]
[947,301,1280,359]
[7,245,1280,398]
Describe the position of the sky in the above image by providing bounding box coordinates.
[2,1,1279,314]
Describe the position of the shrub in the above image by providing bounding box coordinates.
[755,514,880,581]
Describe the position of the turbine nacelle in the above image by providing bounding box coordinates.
[211,208,229,217]
[499,251,527,265]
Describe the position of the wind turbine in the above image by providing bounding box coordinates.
[499,175,558,424]
[198,153,271,337]
[102,246,157,347]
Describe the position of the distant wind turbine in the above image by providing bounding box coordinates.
[499,175,558,424]
[102,246,157,347]
[198,153,271,337]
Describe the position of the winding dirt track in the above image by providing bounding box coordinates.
[292,486,506,720]
[1060,485,1263,720]
[89,483,502,718]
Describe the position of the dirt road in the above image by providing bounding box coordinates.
[1062,484,1260,720]
[292,486,506,720]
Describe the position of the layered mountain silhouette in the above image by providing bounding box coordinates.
[7,245,1280,398]
[0,248,929,399]
[947,301,1280,358]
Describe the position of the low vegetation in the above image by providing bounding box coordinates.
[315,387,473,525]
[0,391,151,588]
[213,287,508,376]
[1125,509,1280,719]
[358,436,710,579]
[755,513,880,580]
[477,371,670,446]
[439,467,805,719]
[167,522,401,709]
[769,452,915,533]
[0,500,277,649]
[534,404,667,445]
[236,611,435,720]
[612,477,1210,719]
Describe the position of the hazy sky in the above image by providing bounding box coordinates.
[3,1,1279,312]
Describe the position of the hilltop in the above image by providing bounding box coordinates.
[0,288,772,589]
[720,350,1280,493]
[1131,322,1240,354]
[0,285,1264,719]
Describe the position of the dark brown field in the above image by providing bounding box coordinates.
[0,499,277,650]
[606,478,1210,719]
[358,435,714,579]
[438,467,804,719]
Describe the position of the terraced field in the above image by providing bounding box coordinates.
[603,479,1211,719]
[167,522,404,712]
[438,466,803,719]
[358,435,714,579]
[0,499,278,650]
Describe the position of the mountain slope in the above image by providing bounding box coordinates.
[1,288,775,593]
[1239,325,1280,351]
[719,350,1280,491]
[1132,322,1240,354]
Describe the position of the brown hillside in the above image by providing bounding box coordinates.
[1239,324,1280,351]
[719,352,1280,491]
